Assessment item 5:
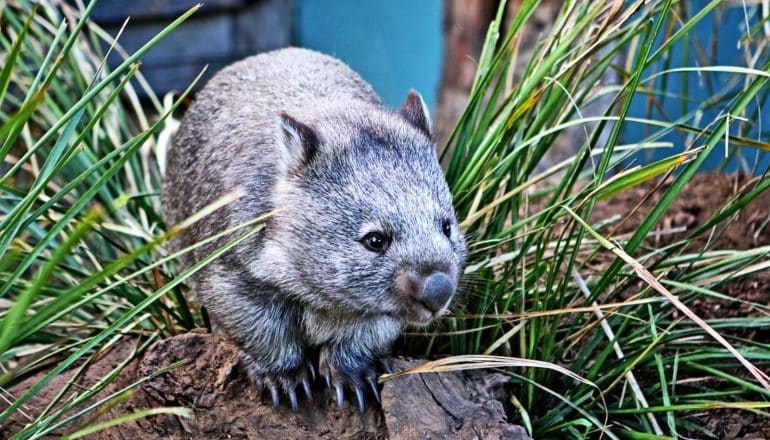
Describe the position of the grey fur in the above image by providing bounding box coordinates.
[163,48,466,406]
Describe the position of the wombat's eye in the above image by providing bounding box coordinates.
[360,232,390,253]
[441,220,452,238]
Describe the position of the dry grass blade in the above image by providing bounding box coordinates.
[572,268,663,435]
[449,296,669,320]
[379,354,595,390]
[564,206,770,391]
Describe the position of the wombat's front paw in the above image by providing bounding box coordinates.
[241,352,314,412]
[318,347,387,413]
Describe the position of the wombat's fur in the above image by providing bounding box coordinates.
[163,48,466,410]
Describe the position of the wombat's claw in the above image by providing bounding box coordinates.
[318,352,384,413]
[261,376,310,412]
[246,363,314,412]
[301,377,313,403]
[287,388,299,412]
[354,386,366,414]
[335,382,366,413]
[307,361,317,381]
[269,384,281,410]
[279,380,311,411]
[367,376,380,403]
[335,383,345,408]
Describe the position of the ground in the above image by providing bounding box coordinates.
[590,171,770,438]
[2,331,529,439]
[590,172,770,324]
[3,172,769,438]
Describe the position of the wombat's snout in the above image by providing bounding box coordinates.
[417,273,454,313]
[396,270,456,324]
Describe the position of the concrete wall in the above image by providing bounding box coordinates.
[91,0,443,110]
[93,0,294,96]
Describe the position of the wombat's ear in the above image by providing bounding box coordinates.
[277,112,318,174]
[399,90,433,138]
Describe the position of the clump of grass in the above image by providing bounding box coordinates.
[0,1,261,437]
[2,0,770,438]
[418,0,770,438]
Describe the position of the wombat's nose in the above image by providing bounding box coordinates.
[415,272,454,313]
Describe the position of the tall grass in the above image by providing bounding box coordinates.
[421,0,770,438]
[0,1,256,437]
[1,0,769,438]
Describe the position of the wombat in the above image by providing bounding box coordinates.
[163,47,467,412]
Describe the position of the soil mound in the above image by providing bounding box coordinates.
[3,331,529,439]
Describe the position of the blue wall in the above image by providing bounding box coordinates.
[624,5,769,172]
[296,2,768,172]
[297,0,443,111]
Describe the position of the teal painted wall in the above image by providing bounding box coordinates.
[296,2,768,173]
[625,5,770,172]
[297,0,443,111]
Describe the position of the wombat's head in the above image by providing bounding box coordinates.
[264,91,466,326]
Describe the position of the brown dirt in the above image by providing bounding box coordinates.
[588,172,770,320]
[692,408,770,440]
[591,172,770,250]
[590,172,770,438]
[1,331,529,439]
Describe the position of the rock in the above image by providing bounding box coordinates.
[381,359,530,440]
